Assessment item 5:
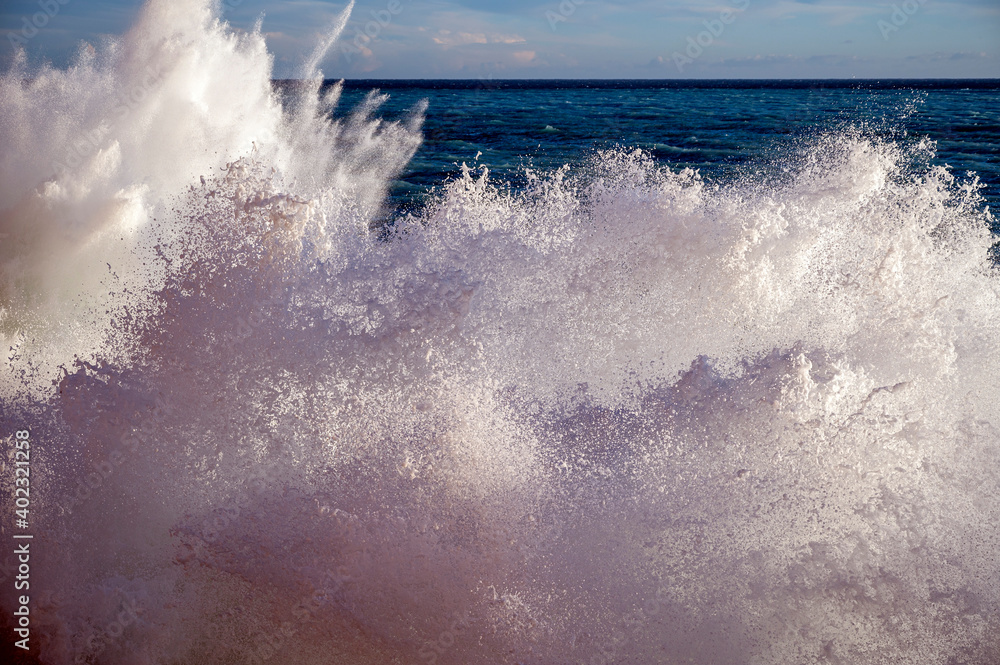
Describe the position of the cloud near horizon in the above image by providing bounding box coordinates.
[1,0,998,78]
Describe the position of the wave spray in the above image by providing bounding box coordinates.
[2,1,999,663]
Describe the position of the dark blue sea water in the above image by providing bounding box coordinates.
[327,80,1000,224]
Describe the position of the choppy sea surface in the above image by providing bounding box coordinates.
[326,79,1000,218]
[2,2,1000,665]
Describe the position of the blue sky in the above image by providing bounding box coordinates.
[2,0,998,78]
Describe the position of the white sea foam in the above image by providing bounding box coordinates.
[1,1,999,664]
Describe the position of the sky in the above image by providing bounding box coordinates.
[2,0,998,78]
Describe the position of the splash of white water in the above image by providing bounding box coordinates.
[1,2,999,664]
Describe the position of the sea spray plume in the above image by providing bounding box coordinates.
[278,82,425,234]
[34,136,998,664]
[0,0,423,398]
[0,0,281,396]
[300,0,356,80]
[407,136,997,407]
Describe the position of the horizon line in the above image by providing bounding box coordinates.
[277,77,1000,81]
[269,77,1000,89]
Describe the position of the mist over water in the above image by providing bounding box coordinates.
[2,1,999,664]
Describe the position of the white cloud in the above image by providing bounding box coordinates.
[432,29,527,47]
[493,34,528,44]
[433,31,489,46]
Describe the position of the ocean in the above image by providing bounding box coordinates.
[2,1,1000,664]
[328,79,1000,219]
